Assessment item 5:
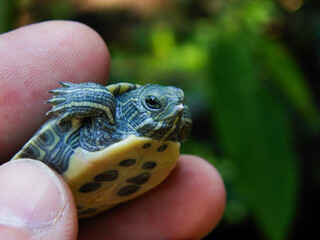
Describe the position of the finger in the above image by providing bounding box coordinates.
[79,155,226,239]
[0,21,110,162]
[0,159,78,239]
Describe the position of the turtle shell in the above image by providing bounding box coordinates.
[11,82,191,218]
[70,135,179,217]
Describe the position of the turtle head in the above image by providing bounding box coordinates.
[140,85,184,121]
[119,84,192,142]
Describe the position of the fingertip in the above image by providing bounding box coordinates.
[178,155,226,236]
[1,20,110,87]
[79,154,225,239]
[0,20,110,162]
[0,159,78,239]
[0,225,31,240]
[139,154,225,239]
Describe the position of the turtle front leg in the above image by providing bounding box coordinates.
[47,82,116,124]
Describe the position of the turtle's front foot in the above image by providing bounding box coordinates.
[46,82,115,123]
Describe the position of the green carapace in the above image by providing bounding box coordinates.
[12,82,192,218]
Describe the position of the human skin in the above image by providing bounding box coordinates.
[0,21,225,239]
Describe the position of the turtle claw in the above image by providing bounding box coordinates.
[59,81,74,87]
[57,112,73,123]
[46,97,66,105]
[46,81,116,123]
[48,89,66,96]
[46,106,65,116]
[46,105,74,122]
[48,82,75,96]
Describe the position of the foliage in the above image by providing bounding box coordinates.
[0,0,17,33]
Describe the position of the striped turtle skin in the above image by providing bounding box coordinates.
[11,82,192,218]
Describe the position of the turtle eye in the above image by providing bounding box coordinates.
[145,95,161,110]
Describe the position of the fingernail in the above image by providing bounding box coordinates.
[0,159,66,230]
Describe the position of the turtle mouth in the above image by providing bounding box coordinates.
[154,104,184,121]
[176,104,184,118]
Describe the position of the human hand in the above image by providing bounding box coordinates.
[0,21,225,239]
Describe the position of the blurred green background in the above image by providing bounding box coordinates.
[1,0,319,239]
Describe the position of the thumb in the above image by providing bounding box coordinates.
[0,159,78,239]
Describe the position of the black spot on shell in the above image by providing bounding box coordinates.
[157,144,167,152]
[126,172,150,185]
[79,182,101,193]
[38,130,54,146]
[94,170,118,182]
[39,132,48,142]
[79,208,97,215]
[143,143,151,149]
[117,185,140,196]
[57,120,72,132]
[20,145,40,159]
[142,161,157,169]
[119,159,136,167]
[19,153,29,158]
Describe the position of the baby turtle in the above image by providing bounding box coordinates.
[11,82,192,218]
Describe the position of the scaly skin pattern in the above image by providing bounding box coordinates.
[11,82,192,217]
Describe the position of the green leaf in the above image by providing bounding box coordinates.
[49,0,74,20]
[0,0,16,33]
[259,39,319,126]
[209,33,299,240]
[150,24,176,59]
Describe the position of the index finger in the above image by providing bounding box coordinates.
[0,21,110,163]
